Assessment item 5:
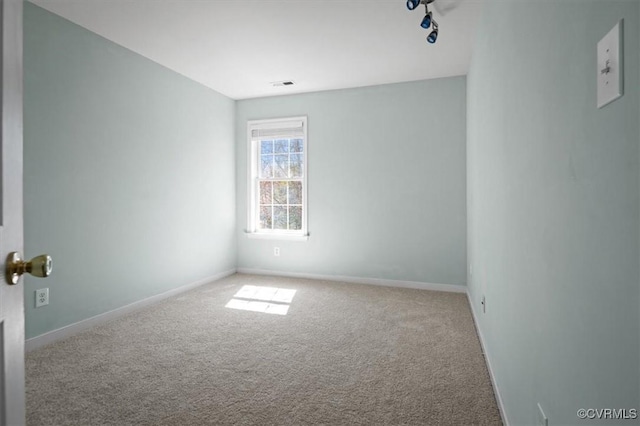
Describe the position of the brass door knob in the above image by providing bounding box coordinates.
[5,252,52,285]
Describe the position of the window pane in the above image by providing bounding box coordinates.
[273,181,287,204]
[274,206,287,230]
[260,140,273,154]
[290,139,303,153]
[259,181,272,204]
[274,154,288,178]
[288,181,302,204]
[260,155,273,178]
[275,139,288,153]
[260,206,272,229]
[290,154,303,178]
[289,206,302,230]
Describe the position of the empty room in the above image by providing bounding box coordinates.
[0,0,638,424]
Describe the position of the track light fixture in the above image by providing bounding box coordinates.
[420,11,432,29]
[406,0,421,11]
[406,0,440,44]
[427,21,439,43]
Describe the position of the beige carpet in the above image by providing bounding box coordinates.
[26,274,501,425]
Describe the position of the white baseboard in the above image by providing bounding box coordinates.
[466,291,509,426]
[25,269,236,352]
[236,268,467,293]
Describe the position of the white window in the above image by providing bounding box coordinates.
[247,117,308,240]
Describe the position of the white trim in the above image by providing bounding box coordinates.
[25,269,236,352]
[236,268,466,293]
[466,291,510,426]
[246,233,309,241]
[246,116,308,237]
[248,117,304,131]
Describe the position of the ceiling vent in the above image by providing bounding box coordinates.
[272,81,295,87]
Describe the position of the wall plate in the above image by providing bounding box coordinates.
[35,288,49,308]
[597,20,623,108]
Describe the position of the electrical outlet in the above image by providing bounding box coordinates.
[481,295,486,313]
[35,288,49,308]
[469,265,473,276]
[537,403,548,426]
[274,247,280,257]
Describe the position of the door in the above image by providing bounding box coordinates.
[0,0,25,424]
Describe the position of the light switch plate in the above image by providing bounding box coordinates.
[597,20,623,108]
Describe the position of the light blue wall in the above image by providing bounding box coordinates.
[236,78,467,286]
[23,3,236,339]
[467,0,639,424]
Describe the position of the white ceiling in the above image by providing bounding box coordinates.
[30,0,484,100]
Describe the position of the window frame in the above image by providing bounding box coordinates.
[246,116,308,241]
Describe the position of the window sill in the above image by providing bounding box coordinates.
[245,232,309,242]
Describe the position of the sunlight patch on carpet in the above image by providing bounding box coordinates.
[225,285,297,315]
